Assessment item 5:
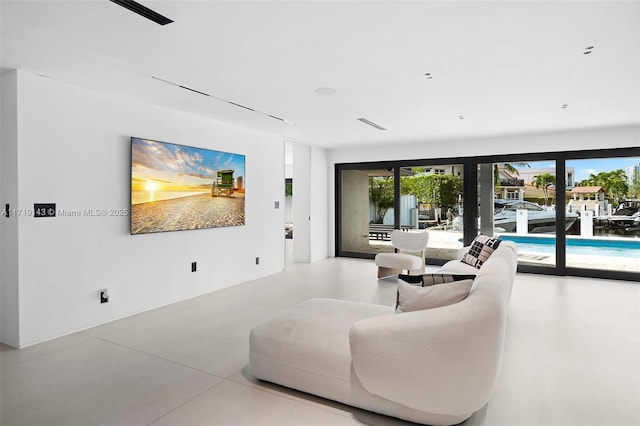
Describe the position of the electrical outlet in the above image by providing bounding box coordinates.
[255,257,260,265]
[274,201,279,209]
[191,262,197,272]
[100,289,109,304]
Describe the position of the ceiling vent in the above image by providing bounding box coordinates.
[110,0,174,26]
[357,118,387,131]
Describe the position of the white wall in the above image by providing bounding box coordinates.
[328,125,640,255]
[329,125,640,164]
[1,70,20,346]
[292,143,311,263]
[2,70,286,347]
[284,141,293,179]
[310,146,329,262]
[284,141,329,263]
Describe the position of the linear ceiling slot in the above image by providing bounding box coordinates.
[357,117,387,131]
[110,0,174,25]
[228,102,256,112]
[151,76,179,86]
[152,75,295,125]
[179,86,211,97]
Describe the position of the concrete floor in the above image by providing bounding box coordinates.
[1,254,638,426]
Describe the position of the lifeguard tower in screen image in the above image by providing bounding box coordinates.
[212,169,235,197]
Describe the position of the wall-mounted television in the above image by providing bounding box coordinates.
[130,137,245,235]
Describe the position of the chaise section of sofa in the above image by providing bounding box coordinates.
[249,298,391,405]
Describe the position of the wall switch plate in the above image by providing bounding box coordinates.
[191,262,197,272]
[34,203,56,218]
[100,289,109,304]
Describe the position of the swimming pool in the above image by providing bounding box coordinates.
[499,234,640,258]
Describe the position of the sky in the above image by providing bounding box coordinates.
[515,157,640,183]
[131,138,245,192]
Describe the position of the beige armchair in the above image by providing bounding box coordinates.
[374,230,429,279]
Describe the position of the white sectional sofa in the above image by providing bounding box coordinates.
[249,241,518,425]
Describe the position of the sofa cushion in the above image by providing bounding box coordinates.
[461,235,502,269]
[396,279,473,313]
[396,273,475,310]
[437,260,480,275]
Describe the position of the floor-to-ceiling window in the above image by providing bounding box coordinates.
[480,159,560,270]
[337,162,467,260]
[399,164,465,261]
[336,147,640,281]
[339,166,397,256]
[563,155,640,274]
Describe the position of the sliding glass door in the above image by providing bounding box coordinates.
[337,162,467,262]
[340,167,396,255]
[399,164,465,261]
[479,160,560,269]
[564,156,640,273]
[336,147,640,281]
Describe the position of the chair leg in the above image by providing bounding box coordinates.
[377,266,401,279]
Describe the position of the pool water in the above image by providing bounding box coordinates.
[499,235,640,258]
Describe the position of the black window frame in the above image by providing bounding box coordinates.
[335,146,640,282]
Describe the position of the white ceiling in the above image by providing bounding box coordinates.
[2,0,639,149]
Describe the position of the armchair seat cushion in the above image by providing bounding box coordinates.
[374,252,423,271]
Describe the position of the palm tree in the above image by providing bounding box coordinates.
[577,169,629,206]
[494,162,530,185]
[532,173,556,206]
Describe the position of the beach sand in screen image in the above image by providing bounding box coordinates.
[131,193,245,234]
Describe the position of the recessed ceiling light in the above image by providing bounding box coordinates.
[314,87,337,96]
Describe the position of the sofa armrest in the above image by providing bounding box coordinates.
[349,288,505,416]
